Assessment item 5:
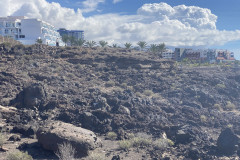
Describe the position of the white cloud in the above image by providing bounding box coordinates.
[113,0,123,4]
[1,1,240,47]
[81,0,105,13]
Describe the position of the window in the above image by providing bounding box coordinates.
[6,22,11,27]
[5,29,8,34]
[19,35,25,38]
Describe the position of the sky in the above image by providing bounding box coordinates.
[0,0,240,59]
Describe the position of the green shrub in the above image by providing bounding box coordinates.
[213,104,222,110]
[118,140,132,151]
[135,92,142,97]
[216,83,226,89]
[107,132,117,140]
[225,101,236,111]
[200,115,207,123]
[6,151,33,160]
[127,133,135,139]
[143,90,153,96]
[132,137,152,147]
[153,138,174,150]
[120,83,127,88]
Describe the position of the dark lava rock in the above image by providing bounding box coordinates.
[112,155,120,160]
[11,83,47,109]
[187,147,201,160]
[176,129,192,144]
[8,134,21,141]
[12,124,36,137]
[217,128,239,155]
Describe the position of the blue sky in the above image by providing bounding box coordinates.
[1,0,240,59]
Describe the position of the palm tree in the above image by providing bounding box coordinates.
[86,40,96,48]
[137,41,147,51]
[76,39,85,47]
[99,40,108,47]
[149,44,158,53]
[124,42,132,49]
[36,38,43,44]
[157,43,166,57]
[61,34,69,46]
[112,44,117,48]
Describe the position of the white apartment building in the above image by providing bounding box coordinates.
[0,16,63,46]
[162,49,174,59]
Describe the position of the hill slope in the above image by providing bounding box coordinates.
[0,44,240,159]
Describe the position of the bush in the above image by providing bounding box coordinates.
[107,132,117,140]
[118,140,132,151]
[143,90,153,96]
[200,115,207,123]
[213,104,222,110]
[216,83,226,89]
[225,101,236,111]
[135,92,142,97]
[55,142,76,160]
[132,137,152,147]
[6,151,33,160]
[153,138,174,150]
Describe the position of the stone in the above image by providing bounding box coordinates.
[36,121,101,157]
[217,128,239,155]
[12,124,36,137]
[112,155,120,160]
[175,129,192,144]
[0,105,17,119]
[8,134,21,141]
[12,83,47,109]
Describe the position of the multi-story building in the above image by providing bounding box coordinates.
[175,48,235,63]
[57,28,84,40]
[0,16,24,40]
[0,16,64,46]
[162,49,174,59]
[216,50,235,62]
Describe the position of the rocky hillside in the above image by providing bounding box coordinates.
[0,43,240,159]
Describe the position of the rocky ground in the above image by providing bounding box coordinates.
[0,43,240,160]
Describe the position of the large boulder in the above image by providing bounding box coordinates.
[11,83,47,109]
[217,128,239,155]
[0,105,17,119]
[36,121,102,157]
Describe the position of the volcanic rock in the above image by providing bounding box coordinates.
[36,121,102,157]
[217,128,239,155]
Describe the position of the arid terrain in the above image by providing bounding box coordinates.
[0,43,240,160]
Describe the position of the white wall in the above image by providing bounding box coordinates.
[20,19,41,43]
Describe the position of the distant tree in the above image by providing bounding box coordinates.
[149,44,158,53]
[36,38,43,44]
[86,40,96,48]
[99,40,108,47]
[158,43,166,57]
[124,42,132,49]
[112,44,117,48]
[137,41,147,51]
[61,34,69,46]
[76,39,85,47]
